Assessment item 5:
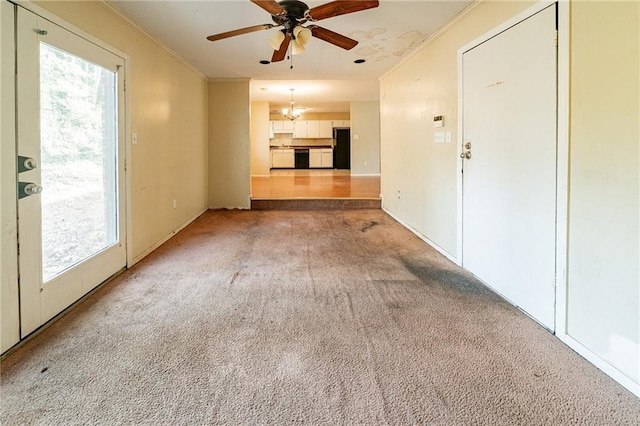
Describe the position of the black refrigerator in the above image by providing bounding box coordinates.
[333,128,351,170]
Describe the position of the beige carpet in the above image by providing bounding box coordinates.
[1,210,638,424]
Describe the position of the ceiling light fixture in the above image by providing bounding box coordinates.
[268,24,312,58]
[282,88,305,121]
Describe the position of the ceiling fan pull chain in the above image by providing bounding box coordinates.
[289,43,293,69]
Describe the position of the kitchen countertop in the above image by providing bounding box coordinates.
[270,145,333,149]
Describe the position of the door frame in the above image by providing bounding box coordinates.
[455,0,569,332]
[10,0,132,332]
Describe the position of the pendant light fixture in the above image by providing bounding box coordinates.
[282,88,305,121]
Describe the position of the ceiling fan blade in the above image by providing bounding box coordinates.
[308,0,379,21]
[271,34,291,62]
[251,0,285,15]
[206,24,274,42]
[310,26,358,50]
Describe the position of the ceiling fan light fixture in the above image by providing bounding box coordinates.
[293,25,312,46]
[268,30,285,50]
[291,40,306,55]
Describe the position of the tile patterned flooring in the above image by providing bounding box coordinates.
[251,170,381,200]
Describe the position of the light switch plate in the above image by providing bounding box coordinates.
[435,132,445,143]
[132,133,138,145]
[445,132,452,143]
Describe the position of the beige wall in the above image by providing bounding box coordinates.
[34,1,209,263]
[380,0,639,390]
[208,80,251,209]
[566,0,639,384]
[251,102,271,177]
[350,101,381,176]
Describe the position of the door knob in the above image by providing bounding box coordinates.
[460,151,472,159]
[18,156,38,172]
[18,182,43,199]
[464,142,472,150]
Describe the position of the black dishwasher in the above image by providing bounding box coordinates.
[294,149,309,169]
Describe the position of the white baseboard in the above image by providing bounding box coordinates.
[382,207,459,265]
[351,173,381,177]
[558,333,640,397]
[129,207,208,266]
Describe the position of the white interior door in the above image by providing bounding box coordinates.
[17,7,126,336]
[461,5,557,330]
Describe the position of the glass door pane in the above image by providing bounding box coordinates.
[39,43,118,283]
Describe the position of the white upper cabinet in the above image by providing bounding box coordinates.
[331,120,350,128]
[318,121,333,138]
[271,120,295,134]
[290,120,334,138]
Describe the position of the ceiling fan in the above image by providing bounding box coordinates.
[206,0,380,62]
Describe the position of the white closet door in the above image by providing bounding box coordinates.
[461,6,557,330]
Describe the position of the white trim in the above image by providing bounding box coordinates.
[383,207,459,265]
[129,208,208,266]
[99,1,206,80]
[350,173,381,177]
[456,52,464,263]
[558,334,640,397]
[554,0,570,338]
[124,60,133,268]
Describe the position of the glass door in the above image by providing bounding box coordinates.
[17,7,126,335]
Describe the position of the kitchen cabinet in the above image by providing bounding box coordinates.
[309,150,322,168]
[270,120,295,138]
[293,121,307,138]
[271,149,294,168]
[321,148,333,168]
[309,148,334,168]
[292,120,333,138]
[331,120,350,128]
[318,121,333,138]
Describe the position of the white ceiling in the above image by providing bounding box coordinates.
[109,0,473,112]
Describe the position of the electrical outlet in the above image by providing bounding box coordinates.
[172,199,177,209]
[445,132,452,143]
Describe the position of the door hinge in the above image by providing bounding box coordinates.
[554,30,558,47]
[34,29,47,36]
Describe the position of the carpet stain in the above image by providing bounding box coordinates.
[399,256,499,301]
[361,221,379,232]
[228,271,240,288]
